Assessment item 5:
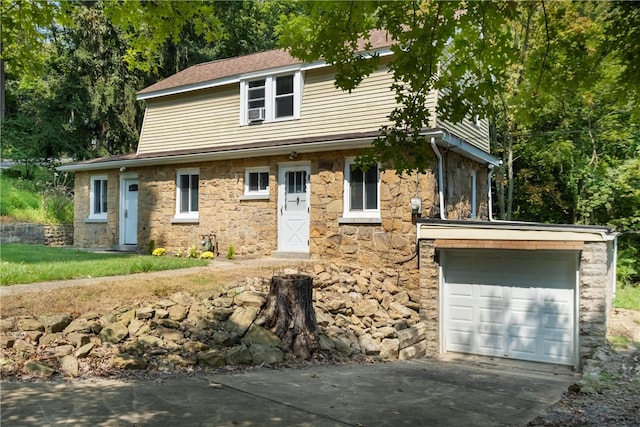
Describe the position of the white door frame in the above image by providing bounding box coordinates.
[277,162,311,254]
[119,173,139,246]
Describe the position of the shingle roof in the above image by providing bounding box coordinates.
[137,29,393,97]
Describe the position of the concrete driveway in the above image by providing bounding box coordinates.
[1,358,574,427]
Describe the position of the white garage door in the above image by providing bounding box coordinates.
[443,249,577,365]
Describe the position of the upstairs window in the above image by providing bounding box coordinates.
[175,169,199,221]
[89,176,108,220]
[240,71,302,125]
[275,75,294,118]
[343,158,380,220]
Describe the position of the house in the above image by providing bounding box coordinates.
[58,30,616,369]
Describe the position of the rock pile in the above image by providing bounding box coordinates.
[0,264,427,379]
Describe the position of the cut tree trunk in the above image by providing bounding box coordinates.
[260,274,319,360]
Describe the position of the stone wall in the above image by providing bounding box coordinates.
[0,223,73,246]
[418,239,440,356]
[578,241,614,362]
[1,262,429,378]
[72,149,488,267]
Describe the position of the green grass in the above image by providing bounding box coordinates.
[0,243,210,286]
[614,284,640,311]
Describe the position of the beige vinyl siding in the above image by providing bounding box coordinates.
[434,90,490,153]
[138,66,437,155]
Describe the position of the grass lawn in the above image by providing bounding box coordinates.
[615,284,640,311]
[0,243,210,286]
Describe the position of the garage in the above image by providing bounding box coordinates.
[441,249,578,365]
[418,220,617,369]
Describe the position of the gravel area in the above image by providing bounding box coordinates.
[528,343,640,426]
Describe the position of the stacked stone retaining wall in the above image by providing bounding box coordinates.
[1,262,428,378]
[0,223,73,246]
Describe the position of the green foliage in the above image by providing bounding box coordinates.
[188,245,199,259]
[614,282,640,311]
[226,245,236,260]
[0,0,60,77]
[0,244,209,286]
[0,167,73,224]
[103,1,223,73]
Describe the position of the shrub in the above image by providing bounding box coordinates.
[188,245,199,258]
[152,248,166,256]
[226,245,235,260]
[200,251,215,259]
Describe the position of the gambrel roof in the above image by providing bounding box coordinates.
[137,29,393,99]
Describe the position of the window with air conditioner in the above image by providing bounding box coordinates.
[240,71,302,125]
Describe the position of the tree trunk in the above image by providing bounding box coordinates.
[260,274,319,360]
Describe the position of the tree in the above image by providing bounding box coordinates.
[0,0,61,120]
[277,1,639,172]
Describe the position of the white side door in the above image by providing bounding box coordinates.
[278,165,310,253]
[121,178,138,245]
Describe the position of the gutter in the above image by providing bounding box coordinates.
[56,136,375,172]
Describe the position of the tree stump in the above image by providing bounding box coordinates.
[260,274,319,360]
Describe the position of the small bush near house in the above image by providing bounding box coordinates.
[152,248,166,256]
[226,245,235,260]
[200,251,214,259]
[188,245,199,258]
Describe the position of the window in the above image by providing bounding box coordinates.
[275,75,294,118]
[242,167,270,199]
[240,71,302,125]
[248,79,265,111]
[342,158,380,220]
[174,169,199,221]
[89,176,108,220]
[470,170,477,219]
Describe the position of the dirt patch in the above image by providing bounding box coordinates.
[608,308,640,343]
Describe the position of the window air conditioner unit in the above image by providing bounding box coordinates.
[248,107,266,122]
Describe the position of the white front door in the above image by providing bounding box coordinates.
[278,165,310,253]
[121,178,138,245]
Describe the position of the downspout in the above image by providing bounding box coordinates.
[430,137,446,219]
[487,165,495,221]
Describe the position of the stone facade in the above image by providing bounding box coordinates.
[418,238,615,369]
[0,223,73,246]
[578,241,616,361]
[72,149,488,268]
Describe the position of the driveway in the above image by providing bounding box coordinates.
[1,358,574,426]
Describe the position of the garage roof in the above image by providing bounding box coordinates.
[417,219,616,243]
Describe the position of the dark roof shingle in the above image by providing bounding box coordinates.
[138,29,392,97]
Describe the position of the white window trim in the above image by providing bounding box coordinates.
[341,157,381,221]
[88,175,108,221]
[240,71,302,125]
[240,167,270,200]
[173,168,199,222]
